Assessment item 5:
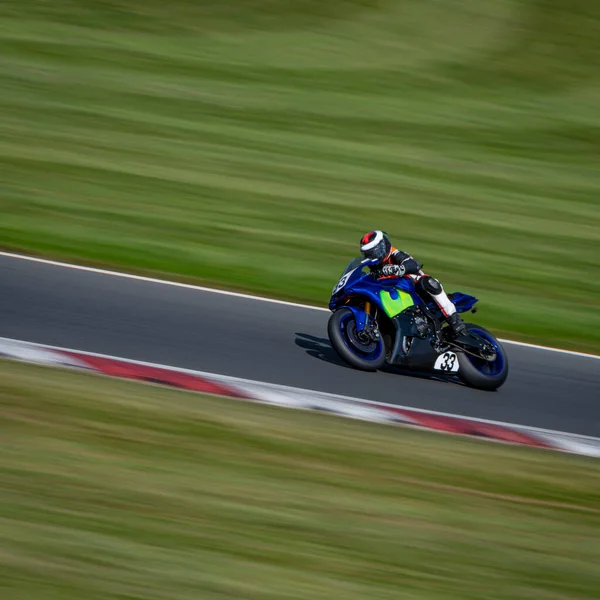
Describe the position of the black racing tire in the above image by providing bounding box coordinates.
[327,308,386,372]
[456,323,509,391]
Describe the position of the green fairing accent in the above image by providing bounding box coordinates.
[379,289,415,317]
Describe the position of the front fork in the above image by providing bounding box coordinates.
[357,301,380,344]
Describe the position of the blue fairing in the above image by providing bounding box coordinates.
[329,259,425,312]
[329,257,479,317]
[448,291,478,313]
[423,291,479,318]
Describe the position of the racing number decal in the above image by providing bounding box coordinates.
[442,353,456,371]
[332,271,354,295]
[434,352,459,373]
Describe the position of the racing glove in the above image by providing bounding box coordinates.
[381,264,406,277]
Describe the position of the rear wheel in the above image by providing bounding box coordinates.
[328,308,386,371]
[456,324,509,390]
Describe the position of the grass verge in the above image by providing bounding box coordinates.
[1,2,599,352]
[2,358,600,599]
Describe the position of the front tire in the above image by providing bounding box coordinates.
[456,324,509,391]
[328,308,386,371]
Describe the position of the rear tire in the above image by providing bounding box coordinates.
[328,308,386,371]
[456,323,509,391]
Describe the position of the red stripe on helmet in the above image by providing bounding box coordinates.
[361,232,376,245]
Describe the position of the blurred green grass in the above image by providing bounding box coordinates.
[2,358,600,599]
[1,1,599,352]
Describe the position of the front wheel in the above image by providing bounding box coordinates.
[456,324,509,391]
[328,308,386,371]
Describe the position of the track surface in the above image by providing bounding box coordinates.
[1,254,599,436]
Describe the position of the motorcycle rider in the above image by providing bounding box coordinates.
[359,230,468,338]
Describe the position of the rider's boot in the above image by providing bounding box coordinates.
[447,312,468,339]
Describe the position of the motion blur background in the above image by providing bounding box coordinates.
[1,0,599,352]
[2,3,600,600]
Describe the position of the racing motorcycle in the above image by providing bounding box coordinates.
[328,258,508,390]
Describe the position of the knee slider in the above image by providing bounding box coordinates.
[421,276,442,295]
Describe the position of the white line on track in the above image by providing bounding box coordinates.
[2,335,599,443]
[2,250,599,360]
[0,251,323,311]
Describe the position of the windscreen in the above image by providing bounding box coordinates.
[342,257,367,275]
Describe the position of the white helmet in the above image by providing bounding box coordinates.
[360,230,392,261]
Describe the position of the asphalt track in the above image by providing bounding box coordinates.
[1,253,599,436]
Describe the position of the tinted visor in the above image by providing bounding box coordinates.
[361,240,388,261]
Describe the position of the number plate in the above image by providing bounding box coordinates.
[332,270,356,295]
[434,352,459,373]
